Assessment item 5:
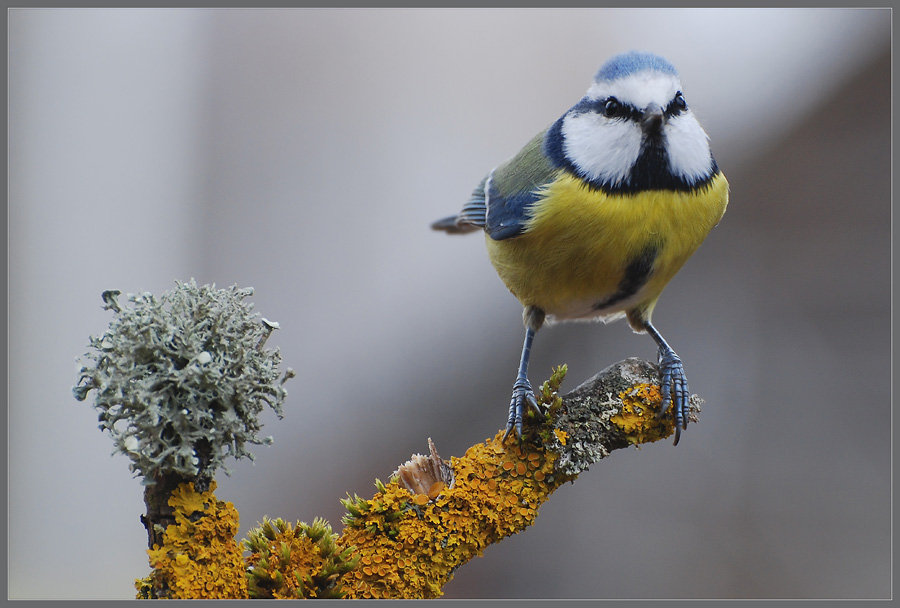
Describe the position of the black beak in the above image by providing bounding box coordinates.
[641,103,665,136]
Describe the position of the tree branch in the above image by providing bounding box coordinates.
[240,357,702,599]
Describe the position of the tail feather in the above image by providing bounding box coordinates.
[431,214,481,234]
[433,176,488,234]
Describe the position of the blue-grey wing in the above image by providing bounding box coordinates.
[432,126,561,240]
[485,127,560,241]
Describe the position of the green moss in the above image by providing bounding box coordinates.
[245,517,359,599]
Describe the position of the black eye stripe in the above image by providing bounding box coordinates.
[579,93,687,121]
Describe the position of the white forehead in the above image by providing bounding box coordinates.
[585,71,682,110]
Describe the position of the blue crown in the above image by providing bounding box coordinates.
[594,51,678,83]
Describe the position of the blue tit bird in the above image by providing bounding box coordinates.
[432,51,728,445]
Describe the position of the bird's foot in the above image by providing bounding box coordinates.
[656,346,689,445]
[502,376,540,442]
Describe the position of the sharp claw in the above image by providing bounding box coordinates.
[502,377,539,442]
[655,347,690,445]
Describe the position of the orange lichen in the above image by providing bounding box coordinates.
[553,428,568,446]
[335,431,572,599]
[427,482,445,500]
[609,383,674,444]
[135,481,247,599]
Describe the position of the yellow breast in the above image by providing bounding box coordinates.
[485,171,729,322]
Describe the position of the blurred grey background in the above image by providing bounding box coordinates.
[7,8,891,600]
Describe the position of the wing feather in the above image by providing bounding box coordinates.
[485,127,561,241]
[432,126,562,240]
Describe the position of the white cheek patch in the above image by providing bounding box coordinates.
[663,112,713,182]
[562,111,641,185]
[587,72,681,111]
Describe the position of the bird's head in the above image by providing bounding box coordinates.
[545,51,717,193]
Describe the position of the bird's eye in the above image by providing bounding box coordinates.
[671,92,687,113]
[602,97,622,118]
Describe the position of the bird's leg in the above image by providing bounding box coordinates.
[503,326,538,441]
[643,321,688,445]
[503,306,545,441]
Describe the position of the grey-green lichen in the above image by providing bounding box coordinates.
[73,280,295,484]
